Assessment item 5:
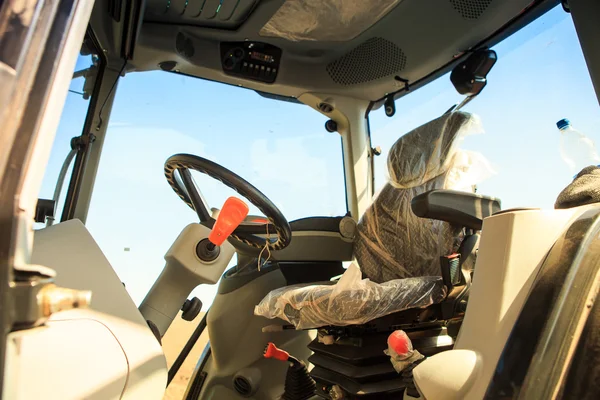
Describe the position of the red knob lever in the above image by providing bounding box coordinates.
[263,342,290,361]
[388,330,413,356]
[208,197,249,246]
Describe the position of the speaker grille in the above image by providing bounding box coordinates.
[450,0,493,20]
[326,38,407,86]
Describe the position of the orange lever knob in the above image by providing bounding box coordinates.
[208,197,249,246]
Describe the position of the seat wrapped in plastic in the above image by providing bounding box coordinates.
[254,263,446,329]
[355,112,491,283]
[255,112,490,329]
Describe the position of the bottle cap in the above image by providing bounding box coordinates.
[557,118,571,130]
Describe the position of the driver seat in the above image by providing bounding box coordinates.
[258,111,493,325]
[256,112,500,398]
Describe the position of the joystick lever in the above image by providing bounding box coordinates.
[208,197,249,248]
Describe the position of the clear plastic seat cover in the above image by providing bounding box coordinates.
[356,111,489,282]
[255,112,491,328]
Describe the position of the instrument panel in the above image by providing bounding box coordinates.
[220,41,282,84]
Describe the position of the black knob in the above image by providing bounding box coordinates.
[181,297,202,321]
[233,48,244,59]
[223,57,235,70]
[325,119,338,133]
[196,238,220,262]
[384,96,396,117]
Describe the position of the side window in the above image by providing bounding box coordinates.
[36,49,100,227]
[369,6,600,210]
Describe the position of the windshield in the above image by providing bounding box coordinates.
[369,5,600,210]
[93,76,346,220]
[78,76,346,306]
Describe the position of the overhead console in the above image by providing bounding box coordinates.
[220,42,282,84]
[145,0,261,30]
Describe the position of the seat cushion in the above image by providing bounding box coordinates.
[254,263,446,329]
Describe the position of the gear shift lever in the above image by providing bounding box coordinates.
[139,197,249,337]
[209,197,249,245]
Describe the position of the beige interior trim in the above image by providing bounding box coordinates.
[299,93,372,218]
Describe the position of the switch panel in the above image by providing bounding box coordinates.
[220,41,282,84]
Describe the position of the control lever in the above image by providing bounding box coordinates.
[208,197,249,246]
[197,197,249,262]
[139,197,248,337]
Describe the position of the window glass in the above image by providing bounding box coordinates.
[36,51,99,227]
[85,75,347,308]
[369,6,600,210]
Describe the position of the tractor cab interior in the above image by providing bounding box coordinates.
[4,0,600,400]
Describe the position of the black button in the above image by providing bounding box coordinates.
[223,57,235,70]
[233,48,244,59]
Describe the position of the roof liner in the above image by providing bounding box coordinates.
[127,0,557,103]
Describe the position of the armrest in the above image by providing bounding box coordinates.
[411,190,501,230]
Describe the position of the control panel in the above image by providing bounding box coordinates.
[220,41,282,84]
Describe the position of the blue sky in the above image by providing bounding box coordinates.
[370,7,600,207]
[38,5,600,309]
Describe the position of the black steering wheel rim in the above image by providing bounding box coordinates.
[164,153,292,250]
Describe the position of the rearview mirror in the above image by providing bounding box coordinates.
[450,49,497,97]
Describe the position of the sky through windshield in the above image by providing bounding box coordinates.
[38,5,600,309]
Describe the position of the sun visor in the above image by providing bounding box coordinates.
[259,0,402,42]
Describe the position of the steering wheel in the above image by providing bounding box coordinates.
[164,153,292,251]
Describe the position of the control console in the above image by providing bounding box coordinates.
[220,41,282,83]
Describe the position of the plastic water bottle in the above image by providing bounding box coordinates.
[557,118,600,174]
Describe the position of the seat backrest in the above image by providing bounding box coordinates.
[355,112,489,283]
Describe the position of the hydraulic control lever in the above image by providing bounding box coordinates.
[201,197,249,260]
[139,197,249,337]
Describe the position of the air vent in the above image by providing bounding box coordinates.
[233,376,252,397]
[145,0,260,30]
[450,0,493,20]
[326,38,407,86]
